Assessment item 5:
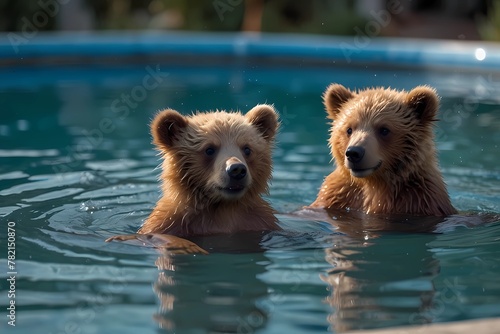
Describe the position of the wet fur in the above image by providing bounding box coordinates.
[139,105,280,237]
[310,84,457,216]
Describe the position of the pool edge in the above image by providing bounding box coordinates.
[1,31,500,71]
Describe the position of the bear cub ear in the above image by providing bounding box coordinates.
[323,84,354,120]
[245,104,279,141]
[151,109,189,150]
[405,86,439,124]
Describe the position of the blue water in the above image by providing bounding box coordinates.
[1,61,500,333]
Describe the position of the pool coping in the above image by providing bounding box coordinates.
[1,31,500,72]
[346,317,500,334]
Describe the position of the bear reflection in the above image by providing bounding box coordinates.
[320,211,443,332]
[152,233,270,333]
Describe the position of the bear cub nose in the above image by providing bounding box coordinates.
[345,146,365,163]
[226,163,247,180]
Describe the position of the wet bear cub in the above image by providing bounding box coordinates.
[107,105,280,253]
[142,104,280,235]
[310,84,457,216]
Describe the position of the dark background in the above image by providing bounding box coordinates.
[0,0,498,40]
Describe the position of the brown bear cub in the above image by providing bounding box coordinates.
[310,84,457,216]
[140,104,280,236]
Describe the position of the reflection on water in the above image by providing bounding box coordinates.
[294,208,500,331]
[153,250,270,333]
[1,65,500,333]
[323,232,438,332]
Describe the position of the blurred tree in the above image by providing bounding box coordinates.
[479,0,500,40]
[161,0,245,31]
[261,0,365,35]
[85,0,153,29]
[0,0,365,34]
[162,0,365,35]
[0,0,490,41]
[0,0,56,31]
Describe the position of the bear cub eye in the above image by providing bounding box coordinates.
[379,127,390,137]
[205,147,216,156]
[243,146,252,156]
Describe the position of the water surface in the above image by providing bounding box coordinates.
[1,63,500,333]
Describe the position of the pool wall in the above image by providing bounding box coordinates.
[1,32,500,72]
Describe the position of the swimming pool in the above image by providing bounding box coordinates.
[1,32,500,333]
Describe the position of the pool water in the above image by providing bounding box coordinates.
[1,60,500,333]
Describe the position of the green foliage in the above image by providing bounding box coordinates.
[479,0,500,41]
[168,0,244,31]
[0,0,56,31]
[261,0,365,36]
[0,0,365,35]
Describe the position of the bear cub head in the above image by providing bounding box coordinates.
[151,104,279,205]
[324,84,439,182]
